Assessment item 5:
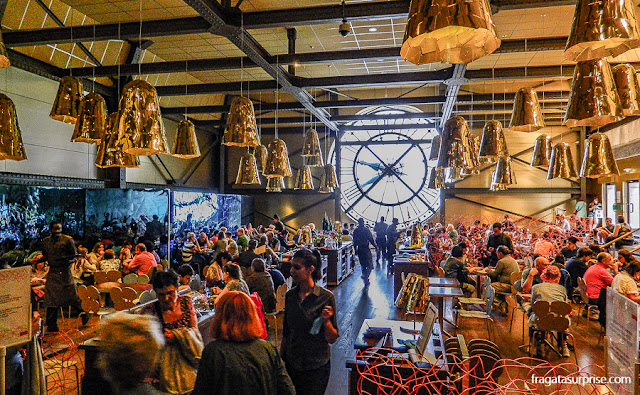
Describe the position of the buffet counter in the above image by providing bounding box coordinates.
[78,291,215,395]
[320,241,355,286]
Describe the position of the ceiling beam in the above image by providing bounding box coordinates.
[66,37,568,78]
[439,64,467,129]
[491,0,575,11]
[235,0,410,29]
[3,17,212,47]
[182,0,338,131]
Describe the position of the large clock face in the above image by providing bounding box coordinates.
[331,111,441,226]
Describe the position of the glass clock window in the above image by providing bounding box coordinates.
[329,106,441,226]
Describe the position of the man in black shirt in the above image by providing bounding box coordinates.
[560,236,579,260]
[373,217,387,267]
[564,247,593,293]
[273,214,285,234]
[234,240,261,268]
[385,218,400,273]
[352,218,377,287]
[486,223,513,266]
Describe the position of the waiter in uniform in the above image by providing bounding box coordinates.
[40,221,88,332]
[353,218,377,287]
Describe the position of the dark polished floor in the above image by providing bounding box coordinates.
[324,259,606,394]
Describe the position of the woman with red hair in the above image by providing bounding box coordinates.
[192,291,294,395]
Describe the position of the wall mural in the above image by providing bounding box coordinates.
[85,189,170,242]
[172,192,243,238]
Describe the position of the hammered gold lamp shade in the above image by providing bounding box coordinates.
[266,176,285,192]
[71,92,107,144]
[401,0,501,65]
[612,64,640,116]
[255,144,268,172]
[0,32,10,68]
[235,152,261,185]
[50,76,83,124]
[303,153,324,167]
[117,79,170,156]
[547,142,577,180]
[410,222,424,248]
[564,0,640,62]
[579,132,620,178]
[302,128,322,157]
[490,156,516,190]
[318,164,338,193]
[436,116,475,173]
[530,134,552,168]
[0,94,27,161]
[478,120,507,162]
[263,139,292,178]
[564,59,623,128]
[172,120,201,159]
[96,113,140,168]
[294,165,314,190]
[509,87,545,132]
[223,96,259,147]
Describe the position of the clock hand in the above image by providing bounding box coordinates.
[356,160,385,172]
[360,172,384,188]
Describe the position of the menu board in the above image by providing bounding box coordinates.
[606,288,639,394]
[0,266,31,347]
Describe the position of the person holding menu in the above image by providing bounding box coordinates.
[281,248,338,395]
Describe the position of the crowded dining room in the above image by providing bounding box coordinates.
[2,0,640,394]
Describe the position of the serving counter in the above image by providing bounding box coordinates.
[320,241,355,286]
[78,292,215,395]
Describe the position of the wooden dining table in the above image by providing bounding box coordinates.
[428,285,463,338]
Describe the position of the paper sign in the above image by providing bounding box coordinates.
[0,266,31,347]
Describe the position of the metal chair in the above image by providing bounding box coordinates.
[42,329,84,394]
[123,273,138,284]
[106,270,121,282]
[137,274,150,285]
[112,286,138,311]
[576,277,598,322]
[454,281,496,341]
[93,271,108,284]
[528,300,577,363]
[458,275,490,310]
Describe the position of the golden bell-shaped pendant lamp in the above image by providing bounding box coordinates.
[490,156,516,190]
[50,76,83,124]
[222,96,260,147]
[579,132,620,178]
[489,182,507,192]
[0,32,10,68]
[564,59,623,128]
[95,113,140,168]
[478,120,507,162]
[0,94,27,161]
[547,142,578,180]
[71,92,107,144]
[509,87,545,132]
[254,144,268,172]
[294,165,314,190]
[530,134,552,168]
[427,168,444,189]
[263,139,292,178]
[429,135,440,161]
[409,222,424,248]
[302,128,323,157]
[266,176,285,193]
[172,120,201,159]
[564,0,640,62]
[235,152,261,185]
[436,116,475,174]
[401,0,501,65]
[612,64,640,116]
[117,79,170,156]
[303,153,324,167]
[318,164,338,193]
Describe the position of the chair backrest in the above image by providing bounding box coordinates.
[77,284,88,300]
[577,277,589,303]
[123,273,138,284]
[275,284,287,312]
[81,286,101,314]
[106,270,121,282]
[114,286,137,311]
[436,267,445,278]
[534,300,571,332]
[510,271,521,294]
[137,274,150,285]
[139,290,156,304]
[94,271,108,284]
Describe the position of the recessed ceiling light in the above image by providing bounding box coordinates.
[369,27,378,32]
[293,63,301,68]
